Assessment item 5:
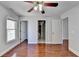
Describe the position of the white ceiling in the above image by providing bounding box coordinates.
[0,1,79,17]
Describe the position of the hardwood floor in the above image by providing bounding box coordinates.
[3,40,77,57]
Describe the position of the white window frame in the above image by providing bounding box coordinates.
[6,17,16,43]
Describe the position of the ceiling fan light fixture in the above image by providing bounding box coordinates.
[34,6,38,11]
[25,1,58,14]
[39,4,43,11]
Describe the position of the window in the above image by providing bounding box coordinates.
[7,19,16,42]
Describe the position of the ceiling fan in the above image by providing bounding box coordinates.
[24,1,58,14]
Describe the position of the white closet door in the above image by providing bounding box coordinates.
[52,20,62,44]
[52,20,55,44]
[46,19,52,44]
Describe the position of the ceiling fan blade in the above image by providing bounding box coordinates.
[44,3,58,7]
[27,7,34,12]
[24,1,33,3]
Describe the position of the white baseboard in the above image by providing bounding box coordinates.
[28,42,37,44]
[45,42,53,44]
[45,42,63,44]
[69,47,79,56]
[0,40,25,56]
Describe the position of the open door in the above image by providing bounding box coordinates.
[38,20,46,43]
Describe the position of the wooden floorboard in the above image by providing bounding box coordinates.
[2,40,77,57]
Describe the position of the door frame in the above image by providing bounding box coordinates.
[62,17,69,40]
[37,20,46,43]
[20,21,28,43]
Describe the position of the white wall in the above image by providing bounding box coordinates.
[62,17,68,40]
[61,4,79,56]
[0,4,20,56]
[21,16,62,44]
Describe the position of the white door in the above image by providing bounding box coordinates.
[21,21,28,41]
[52,20,62,44]
[62,18,68,40]
[52,20,55,44]
[46,19,52,44]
